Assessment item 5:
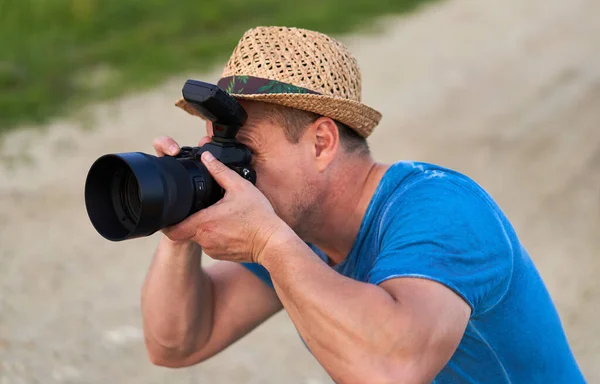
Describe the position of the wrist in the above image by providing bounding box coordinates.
[255,220,298,268]
[160,234,201,254]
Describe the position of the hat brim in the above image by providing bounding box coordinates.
[175,93,382,138]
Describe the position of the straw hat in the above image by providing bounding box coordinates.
[175,26,382,138]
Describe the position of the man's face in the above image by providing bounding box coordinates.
[206,101,322,237]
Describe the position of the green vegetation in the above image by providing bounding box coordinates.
[0,0,435,133]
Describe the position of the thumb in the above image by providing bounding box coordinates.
[198,135,212,147]
[201,151,242,191]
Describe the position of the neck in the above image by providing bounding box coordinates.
[305,155,390,265]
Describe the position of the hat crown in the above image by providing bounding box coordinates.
[221,26,362,102]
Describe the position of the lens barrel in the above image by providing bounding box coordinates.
[84,152,220,241]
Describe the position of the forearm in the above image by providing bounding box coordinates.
[260,233,408,383]
[141,235,213,359]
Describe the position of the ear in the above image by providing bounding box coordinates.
[308,117,340,172]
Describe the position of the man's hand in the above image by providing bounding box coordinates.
[152,134,212,157]
[163,151,289,264]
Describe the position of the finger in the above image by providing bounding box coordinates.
[197,135,212,147]
[201,151,244,191]
[163,204,216,242]
[153,136,180,157]
[206,121,214,137]
[162,215,197,241]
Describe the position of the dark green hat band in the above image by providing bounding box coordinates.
[217,75,320,96]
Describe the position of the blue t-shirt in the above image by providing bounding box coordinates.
[243,161,585,383]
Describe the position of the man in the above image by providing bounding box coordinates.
[141,26,585,383]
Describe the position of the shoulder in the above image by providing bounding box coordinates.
[373,161,491,208]
[375,161,516,281]
[368,162,516,315]
[377,161,500,232]
[384,161,488,195]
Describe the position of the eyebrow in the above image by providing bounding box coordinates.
[236,132,256,151]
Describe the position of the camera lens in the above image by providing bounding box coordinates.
[85,144,256,242]
[85,152,220,241]
[117,169,141,223]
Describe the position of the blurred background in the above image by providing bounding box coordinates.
[1,0,598,382]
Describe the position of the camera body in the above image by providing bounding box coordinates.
[175,144,255,181]
[171,144,256,211]
[84,79,256,242]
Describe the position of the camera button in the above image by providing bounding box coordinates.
[193,177,205,192]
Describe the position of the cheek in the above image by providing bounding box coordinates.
[254,160,288,195]
[253,153,302,202]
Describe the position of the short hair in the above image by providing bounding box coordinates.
[261,103,370,155]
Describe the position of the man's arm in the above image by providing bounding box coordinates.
[141,135,283,368]
[156,153,474,381]
[260,232,470,384]
[141,235,282,368]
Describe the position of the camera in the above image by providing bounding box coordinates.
[84,80,256,242]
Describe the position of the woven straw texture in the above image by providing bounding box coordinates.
[176,26,382,138]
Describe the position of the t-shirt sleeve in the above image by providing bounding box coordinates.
[368,175,514,317]
[241,262,274,288]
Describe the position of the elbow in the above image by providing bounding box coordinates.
[146,350,185,369]
[145,345,188,369]
[141,319,212,368]
[147,351,183,369]
[144,337,206,369]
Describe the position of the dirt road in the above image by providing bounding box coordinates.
[1,0,599,382]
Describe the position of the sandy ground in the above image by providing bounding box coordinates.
[1,0,599,382]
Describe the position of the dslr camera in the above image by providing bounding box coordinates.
[84,80,256,241]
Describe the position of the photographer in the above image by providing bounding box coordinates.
[140,27,584,383]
